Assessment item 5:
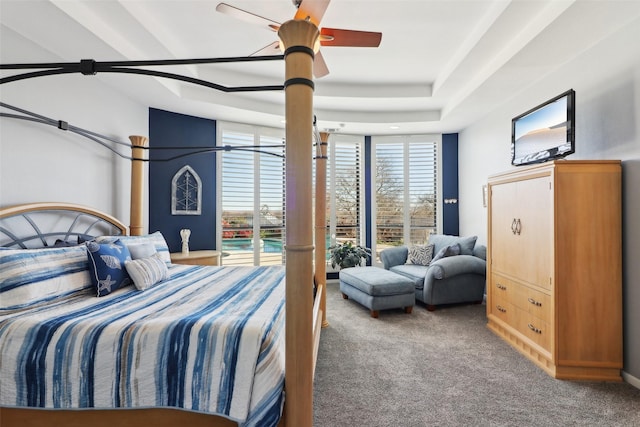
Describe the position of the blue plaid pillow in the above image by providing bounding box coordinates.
[86,239,132,297]
[430,243,461,264]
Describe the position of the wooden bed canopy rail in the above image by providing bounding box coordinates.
[1,18,325,427]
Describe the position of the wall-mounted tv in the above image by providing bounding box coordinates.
[511,89,575,166]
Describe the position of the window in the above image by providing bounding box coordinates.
[218,123,285,266]
[216,127,437,269]
[327,135,364,270]
[372,135,438,263]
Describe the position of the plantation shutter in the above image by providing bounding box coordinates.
[375,143,404,246]
[219,125,285,266]
[221,130,255,266]
[408,141,437,244]
[373,136,438,261]
[258,134,285,265]
[328,138,363,249]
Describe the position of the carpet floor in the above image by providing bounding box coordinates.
[313,282,640,427]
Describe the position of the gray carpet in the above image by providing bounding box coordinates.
[313,282,640,427]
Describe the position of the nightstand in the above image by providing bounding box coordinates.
[170,250,221,266]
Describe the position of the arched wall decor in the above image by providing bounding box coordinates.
[171,165,202,215]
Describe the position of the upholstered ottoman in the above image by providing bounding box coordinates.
[339,267,415,318]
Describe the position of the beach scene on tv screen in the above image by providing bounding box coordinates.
[514,96,571,162]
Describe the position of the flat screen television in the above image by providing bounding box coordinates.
[511,89,575,166]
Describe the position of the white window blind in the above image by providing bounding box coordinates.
[328,136,364,269]
[408,141,437,243]
[375,143,404,245]
[373,136,438,262]
[258,133,286,266]
[219,124,285,266]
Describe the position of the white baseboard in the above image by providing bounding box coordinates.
[622,371,640,390]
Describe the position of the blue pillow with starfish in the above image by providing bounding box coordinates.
[86,239,132,297]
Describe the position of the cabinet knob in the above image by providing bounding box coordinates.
[511,218,517,234]
[497,305,507,313]
[527,297,542,307]
[527,323,542,334]
[496,283,507,290]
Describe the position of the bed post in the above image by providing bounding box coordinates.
[316,132,329,328]
[278,19,319,427]
[129,135,148,236]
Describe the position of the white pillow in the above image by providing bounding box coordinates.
[126,242,157,260]
[125,253,170,291]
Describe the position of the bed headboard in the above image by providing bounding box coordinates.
[0,202,128,248]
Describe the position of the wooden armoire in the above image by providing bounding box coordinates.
[486,160,622,381]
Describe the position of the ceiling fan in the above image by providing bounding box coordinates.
[216,0,382,78]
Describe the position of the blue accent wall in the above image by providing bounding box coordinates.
[149,108,217,252]
[442,133,459,235]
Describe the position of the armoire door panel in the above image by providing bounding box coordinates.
[489,181,518,276]
[514,175,553,290]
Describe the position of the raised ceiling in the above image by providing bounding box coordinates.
[2,0,640,135]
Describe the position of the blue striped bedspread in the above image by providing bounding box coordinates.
[0,264,286,427]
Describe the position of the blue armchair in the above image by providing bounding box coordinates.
[380,235,486,311]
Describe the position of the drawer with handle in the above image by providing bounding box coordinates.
[511,305,551,351]
[511,283,551,324]
[491,274,512,298]
[490,293,511,324]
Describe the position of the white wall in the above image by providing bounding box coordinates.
[458,17,640,385]
[1,32,148,226]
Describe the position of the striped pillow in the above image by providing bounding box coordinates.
[125,253,170,291]
[0,245,91,309]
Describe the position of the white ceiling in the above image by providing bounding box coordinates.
[2,0,640,136]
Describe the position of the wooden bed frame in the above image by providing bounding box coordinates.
[1,19,324,427]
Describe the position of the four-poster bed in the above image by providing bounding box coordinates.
[0,18,324,427]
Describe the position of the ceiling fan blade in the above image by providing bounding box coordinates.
[253,42,328,77]
[320,28,382,47]
[250,41,281,57]
[294,0,330,27]
[313,50,330,78]
[216,2,281,31]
